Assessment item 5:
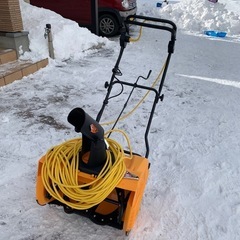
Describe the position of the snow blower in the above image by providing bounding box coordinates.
[36,15,177,235]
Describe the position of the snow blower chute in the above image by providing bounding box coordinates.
[36,15,177,235]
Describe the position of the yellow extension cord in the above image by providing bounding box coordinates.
[129,20,145,42]
[41,129,131,210]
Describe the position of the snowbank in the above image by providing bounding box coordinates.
[19,0,112,61]
[140,0,240,36]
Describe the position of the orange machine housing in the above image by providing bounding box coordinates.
[36,152,149,234]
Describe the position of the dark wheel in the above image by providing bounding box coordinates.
[99,14,119,37]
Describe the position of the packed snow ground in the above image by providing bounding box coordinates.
[0,0,240,239]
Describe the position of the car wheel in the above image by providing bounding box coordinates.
[99,14,119,37]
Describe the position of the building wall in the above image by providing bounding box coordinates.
[0,0,23,32]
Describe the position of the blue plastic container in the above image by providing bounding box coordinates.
[204,30,227,38]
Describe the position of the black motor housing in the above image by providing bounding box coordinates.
[67,108,107,175]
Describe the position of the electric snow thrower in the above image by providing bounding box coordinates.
[36,15,177,235]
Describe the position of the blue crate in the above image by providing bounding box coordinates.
[204,30,227,38]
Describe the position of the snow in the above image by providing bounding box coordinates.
[0,0,240,239]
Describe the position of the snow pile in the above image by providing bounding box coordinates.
[140,0,240,36]
[19,0,112,61]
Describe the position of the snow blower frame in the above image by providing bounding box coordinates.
[36,15,177,235]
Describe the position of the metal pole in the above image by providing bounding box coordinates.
[91,0,98,35]
[44,24,55,59]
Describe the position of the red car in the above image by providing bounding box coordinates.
[30,0,137,37]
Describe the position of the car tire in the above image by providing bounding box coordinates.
[99,14,119,37]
